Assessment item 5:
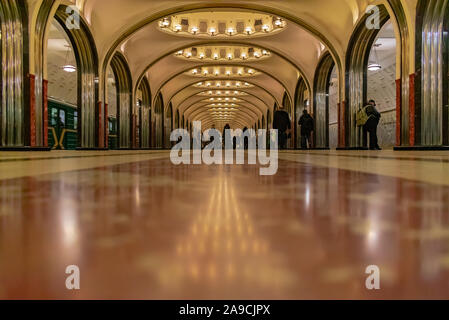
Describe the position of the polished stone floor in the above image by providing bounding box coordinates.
[1,150,449,299]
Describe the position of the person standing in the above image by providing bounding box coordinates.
[298,109,314,149]
[223,123,232,149]
[364,99,382,150]
[273,105,291,150]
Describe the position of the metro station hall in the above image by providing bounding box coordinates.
[1,0,449,300]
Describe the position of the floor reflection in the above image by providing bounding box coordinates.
[0,156,449,299]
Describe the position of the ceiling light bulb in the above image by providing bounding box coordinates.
[191,26,199,34]
[206,82,211,87]
[254,52,261,58]
[275,19,283,27]
[175,24,182,32]
[227,27,234,35]
[241,53,247,60]
[192,69,198,74]
[209,27,216,35]
[216,83,221,87]
[226,83,231,87]
[262,25,270,32]
[248,69,254,74]
[186,52,192,58]
[262,50,269,56]
[203,70,209,75]
[226,71,231,76]
[227,53,233,60]
[213,53,219,60]
[245,26,252,35]
[199,53,205,59]
[215,70,220,76]
[175,50,183,56]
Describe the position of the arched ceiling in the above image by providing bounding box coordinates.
[65,0,410,129]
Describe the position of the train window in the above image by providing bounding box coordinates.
[74,111,78,130]
[50,108,58,126]
[59,110,66,127]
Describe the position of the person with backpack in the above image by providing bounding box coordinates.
[298,109,314,149]
[358,100,382,150]
[273,105,292,150]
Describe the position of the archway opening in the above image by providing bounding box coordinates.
[153,93,164,148]
[366,21,397,148]
[106,65,118,149]
[47,19,78,150]
[165,103,173,148]
[328,66,338,149]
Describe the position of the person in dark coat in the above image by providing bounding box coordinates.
[223,123,232,149]
[273,105,291,150]
[298,109,314,149]
[364,99,382,150]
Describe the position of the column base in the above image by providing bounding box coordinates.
[0,146,51,151]
[336,147,369,151]
[394,146,449,151]
[76,148,109,151]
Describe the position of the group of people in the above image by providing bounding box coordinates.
[205,99,382,151]
[272,104,315,150]
[273,99,382,150]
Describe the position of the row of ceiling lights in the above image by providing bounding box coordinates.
[176,49,269,60]
[195,81,251,88]
[191,68,255,76]
[160,18,285,36]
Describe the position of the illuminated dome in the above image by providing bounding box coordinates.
[158,11,286,38]
[175,45,271,62]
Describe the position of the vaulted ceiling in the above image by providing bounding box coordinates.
[54,0,415,129]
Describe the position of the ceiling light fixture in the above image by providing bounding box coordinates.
[63,65,76,73]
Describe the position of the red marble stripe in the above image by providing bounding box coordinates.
[396,79,402,146]
[338,101,346,148]
[28,74,36,147]
[43,79,48,148]
[409,73,416,146]
[97,102,103,149]
[104,103,109,149]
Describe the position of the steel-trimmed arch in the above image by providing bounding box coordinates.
[132,39,313,101]
[153,63,291,111]
[109,51,133,149]
[176,90,272,119]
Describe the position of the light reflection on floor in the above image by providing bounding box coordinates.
[0,150,449,299]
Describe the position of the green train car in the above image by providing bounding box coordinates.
[48,99,78,150]
[108,117,118,150]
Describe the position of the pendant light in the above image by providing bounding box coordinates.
[62,44,76,73]
[368,43,382,71]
